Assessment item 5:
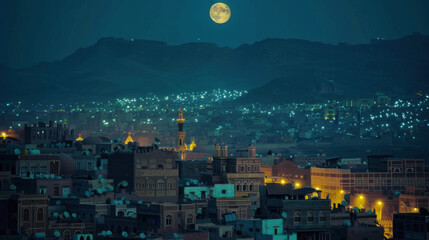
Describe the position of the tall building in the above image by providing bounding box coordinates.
[176,107,187,160]
[212,143,264,205]
[134,146,179,203]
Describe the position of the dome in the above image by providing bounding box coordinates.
[82,136,110,145]
[59,154,76,176]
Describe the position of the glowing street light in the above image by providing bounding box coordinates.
[281,180,286,185]
[377,201,383,221]
[340,190,344,194]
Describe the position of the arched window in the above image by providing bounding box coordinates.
[80,236,84,240]
[86,236,91,240]
[157,179,165,189]
[187,214,193,224]
[147,179,155,189]
[406,168,414,173]
[118,211,124,217]
[63,230,71,240]
[167,178,176,189]
[320,212,327,222]
[74,231,81,235]
[23,208,30,221]
[307,211,314,223]
[294,211,301,223]
[249,182,254,191]
[394,168,401,173]
[242,182,247,191]
[37,208,44,222]
[158,164,163,170]
[166,215,172,226]
[236,183,241,192]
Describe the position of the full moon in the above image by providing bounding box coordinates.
[210,3,231,24]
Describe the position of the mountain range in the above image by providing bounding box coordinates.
[1,33,428,103]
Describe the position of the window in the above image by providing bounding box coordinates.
[147,180,155,189]
[54,186,59,196]
[37,208,44,221]
[23,208,30,221]
[294,211,301,223]
[157,179,165,189]
[167,178,176,189]
[39,186,47,194]
[63,230,71,240]
[187,214,193,224]
[249,182,253,191]
[63,187,70,197]
[308,211,314,223]
[320,212,327,222]
[166,215,172,226]
[242,182,247,191]
[236,183,240,192]
[222,189,226,194]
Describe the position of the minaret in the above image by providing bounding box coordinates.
[176,107,187,159]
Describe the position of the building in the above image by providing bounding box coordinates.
[24,121,75,146]
[330,205,384,240]
[310,159,426,206]
[134,146,179,203]
[212,143,264,206]
[208,196,251,221]
[235,218,297,240]
[17,193,49,236]
[393,210,429,240]
[259,183,331,240]
[271,160,311,188]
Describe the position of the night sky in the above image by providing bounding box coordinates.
[1,0,429,68]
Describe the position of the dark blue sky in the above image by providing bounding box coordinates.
[1,0,429,68]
